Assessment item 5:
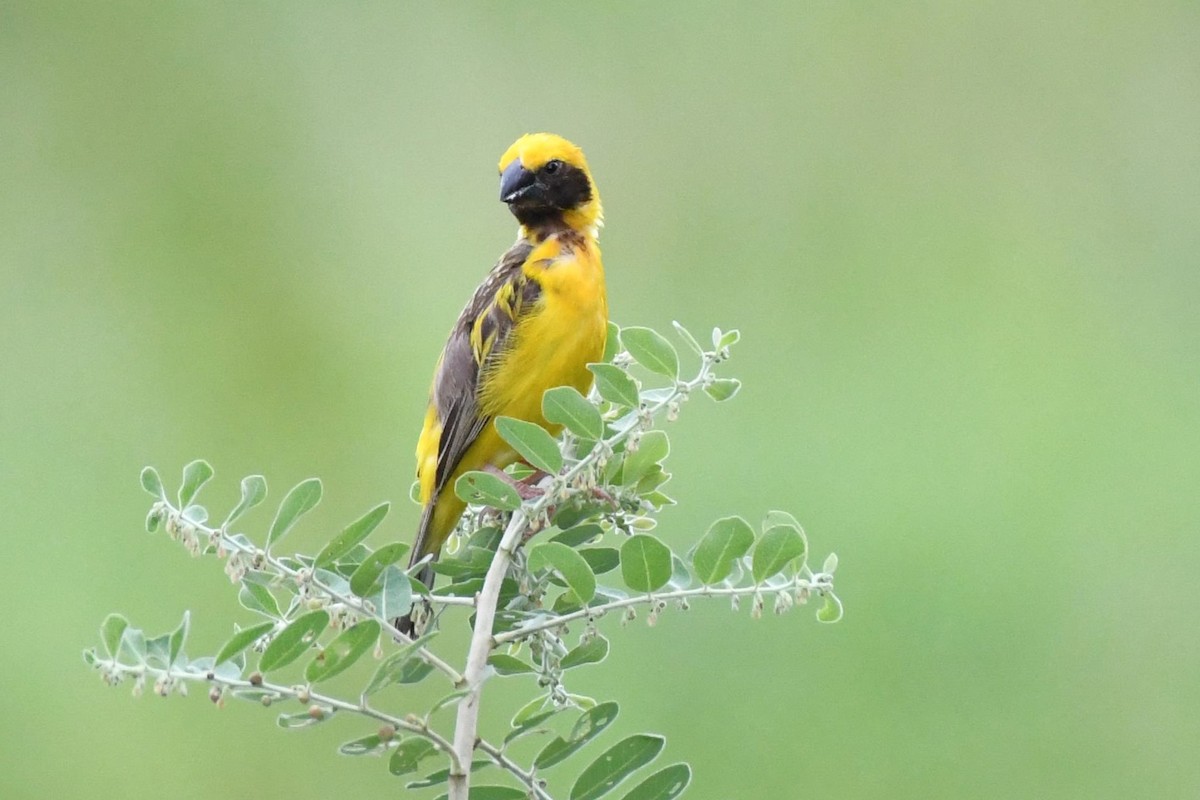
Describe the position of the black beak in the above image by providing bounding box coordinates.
[499,160,537,204]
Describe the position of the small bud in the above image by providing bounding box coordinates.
[260,695,272,707]
[667,401,680,422]
[751,592,764,620]
[209,686,222,704]
[308,705,325,720]
[132,674,145,697]
[731,594,741,612]
[295,686,311,704]
[795,587,810,605]
[378,724,395,743]
[249,672,263,687]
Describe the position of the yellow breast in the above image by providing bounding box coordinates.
[479,234,608,428]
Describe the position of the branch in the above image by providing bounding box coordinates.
[448,509,529,800]
[157,500,465,687]
[92,655,462,772]
[493,573,835,645]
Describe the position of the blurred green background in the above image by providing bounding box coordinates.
[3,3,1199,798]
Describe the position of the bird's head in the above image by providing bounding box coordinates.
[497,133,602,237]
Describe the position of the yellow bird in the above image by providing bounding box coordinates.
[398,134,608,635]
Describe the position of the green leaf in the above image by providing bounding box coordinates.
[434,788,526,800]
[817,593,844,623]
[622,431,669,485]
[535,701,619,770]
[215,621,275,667]
[100,613,129,659]
[258,610,329,673]
[570,734,665,800]
[315,502,390,568]
[406,761,488,790]
[822,552,839,574]
[339,733,386,755]
[140,467,165,500]
[455,471,522,512]
[762,509,803,532]
[363,632,437,695]
[752,526,807,583]
[529,542,596,604]
[561,635,609,669]
[305,620,381,683]
[620,764,692,800]
[178,460,214,508]
[495,416,564,474]
[602,321,621,363]
[715,328,740,349]
[692,516,755,585]
[238,579,281,618]
[620,535,672,593]
[429,688,472,716]
[488,654,536,676]
[372,565,414,621]
[504,706,560,745]
[550,523,605,548]
[277,710,330,729]
[389,738,437,776]
[118,626,146,663]
[512,694,553,727]
[620,327,678,379]
[589,363,640,408]
[579,547,620,575]
[221,474,267,528]
[703,378,741,402]
[671,320,704,356]
[167,610,190,666]
[266,477,322,550]
[349,542,411,596]
[544,386,604,440]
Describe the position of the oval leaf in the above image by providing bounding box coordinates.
[620,763,692,800]
[349,542,411,596]
[561,635,609,670]
[495,416,564,474]
[224,474,268,527]
[389,737,437,776]
[529,542,596,604]
[588,363,640,408]
[620,327,678,379]
[579,547,620,575]
[215,621,275,667]
[544,386,604,440]
[100,613,129,659]
[752,526,806,583]
[315,501,390,567]
[178,460,214,508]
[692,516,755,585]
[167,610,190,665]
[258,610,329,673]
[305,620,381,683]
[570,734,665,800]
[140,466,165,500]
[622,431,669,485]
[266,477,322,549]
[620,535,672,593]
[455,471,522,512]
[817,592,844,623]
[339,733,385,756]
[363,632,437,695]
[372,565,414,621]
[535,701,619,770]
[488,653,536,676]
[703,378,741,402]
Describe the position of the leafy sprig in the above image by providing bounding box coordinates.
[85,321,842,800]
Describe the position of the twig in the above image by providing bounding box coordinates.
[93,656,462,773]
[494,574,833,644]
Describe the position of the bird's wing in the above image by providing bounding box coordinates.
[429,239,539,495]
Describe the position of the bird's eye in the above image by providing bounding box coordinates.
[544,159,562,175]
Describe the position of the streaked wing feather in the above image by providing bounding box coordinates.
[431,239,538,494]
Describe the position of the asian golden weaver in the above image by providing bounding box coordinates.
[398,134,607,635]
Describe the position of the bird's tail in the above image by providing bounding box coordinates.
[396,500,444,637]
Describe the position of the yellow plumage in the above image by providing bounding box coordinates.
[400,134,607,634]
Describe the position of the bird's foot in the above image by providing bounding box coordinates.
[483,464,547,500]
